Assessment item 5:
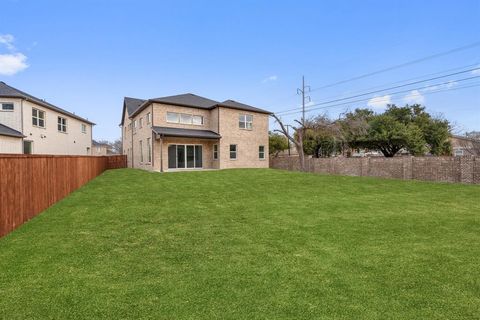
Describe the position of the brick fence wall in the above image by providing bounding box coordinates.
[270,156,480,184]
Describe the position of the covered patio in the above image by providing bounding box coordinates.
[152,126,221,172]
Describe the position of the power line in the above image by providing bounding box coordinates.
[308,41,480,91]
[275,76,480,117]
[275,67,480,115]
[308,62,480,103]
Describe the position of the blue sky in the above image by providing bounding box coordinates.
[1,0,479,141]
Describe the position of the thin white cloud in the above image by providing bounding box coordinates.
[423,80,457,92]
[0,53,28,75]
[471,67,480,75]
[403,90,425,104]
[0,34,15,51]
[0,34,29,75]
[367,94,391,109]
[262,75,278,83]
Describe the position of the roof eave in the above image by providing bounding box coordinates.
[215,104,272,115]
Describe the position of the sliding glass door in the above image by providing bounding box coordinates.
[168,144,203,169]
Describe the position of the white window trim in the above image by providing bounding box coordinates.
[166,111,204,126]
[239,114,253,130]
[213,144,219,160]
[146,138,152,163]
[32,108,46,129]
[1,102,14,112]
[229,144,237,160]
[57,116,67,133]
[259,145,266,160]
[81,124,87,134]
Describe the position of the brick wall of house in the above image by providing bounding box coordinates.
[270,156,479,184]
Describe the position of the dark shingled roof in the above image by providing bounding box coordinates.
[124,97,146,116]
[152,126,221,139]
[219,99,271,114]
[150,94,219,110]
[0,123,24,138]
[0,81,94,125]
[125,93,271,120]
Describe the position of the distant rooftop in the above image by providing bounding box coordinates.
[0,82,94,125]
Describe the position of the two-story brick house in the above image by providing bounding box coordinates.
[0,82,93,155]
[121,94,271,171]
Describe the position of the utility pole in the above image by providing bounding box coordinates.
[297,75,311,126]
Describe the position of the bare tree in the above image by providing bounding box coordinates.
[458,137,480,156]
[271,114,307,171]
[112,139,122,154]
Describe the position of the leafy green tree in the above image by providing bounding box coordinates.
[269,132,289,157]
[341,105,451,157]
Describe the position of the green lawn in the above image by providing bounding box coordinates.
[0,169,479,319]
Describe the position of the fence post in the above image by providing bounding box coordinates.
[459,156,474,184]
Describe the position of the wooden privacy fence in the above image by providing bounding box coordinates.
[0,154,127,237]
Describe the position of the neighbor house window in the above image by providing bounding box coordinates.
[139,140,144,162]
[1,103,14,111]
[147,137,152,163]
[213,144,218,160]
[58,117,67,133]
[166,112,179,123]
[81,124,87,134]
[229,144,237,159]
[23,141,33,154]
[454,149,464,156]
[239,114,253,129]
[259,145,265,159]
[133,120,137,130]
[146,112,151,124]
[32,108,45,128]
[139,118,143,128]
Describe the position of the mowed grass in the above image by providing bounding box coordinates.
[0,169,479,319]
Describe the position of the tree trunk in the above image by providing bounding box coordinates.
[271,113,307,172]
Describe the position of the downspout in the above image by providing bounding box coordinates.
[21,98,25,153]
[131,117,134,168]
[218,107,221,169]
[160,134,163,172]
[151,104,154,170]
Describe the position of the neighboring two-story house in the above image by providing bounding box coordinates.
[0,82,93,155]
[121,94,270,171]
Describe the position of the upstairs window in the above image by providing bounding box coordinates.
[180,114,192,124]
[139,118,143,128]
[239,114,253,130]
[32,108,45,128]
[193,115,203,125]
[81,124,87,134]
[58,116,67,133]
[166,112,179,123]
[166,111,203,125]
[1,103,14,111]
[259,145,265,159]
[146,112,151,124]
